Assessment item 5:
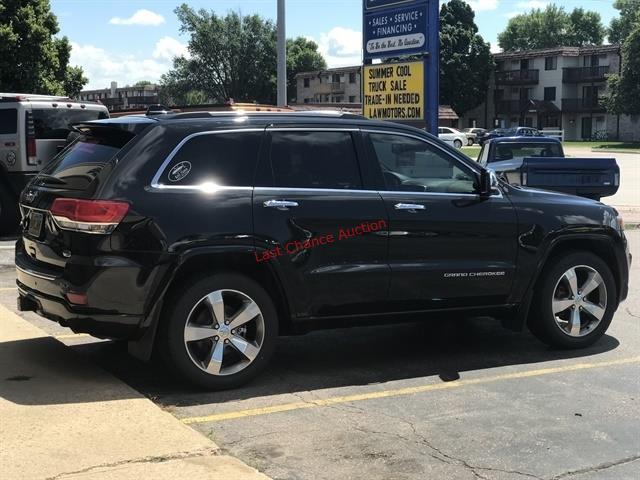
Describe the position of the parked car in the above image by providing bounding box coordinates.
[462,128,487,146]
[437,126,467,149]
[0,93,108,233]
[477,126,542,145]
[478,137,619,201]
[16,112,630,389]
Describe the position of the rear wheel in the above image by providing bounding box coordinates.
[528,252,616,348]
[467,138,474,146]
[159,273,278,389]
[454,139,463,149]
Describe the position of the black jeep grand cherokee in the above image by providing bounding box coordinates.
[15,112,630,389]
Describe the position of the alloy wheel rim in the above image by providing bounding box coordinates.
[551,265,607,338]
[183,289,265,376]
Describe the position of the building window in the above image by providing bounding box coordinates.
[494,89,504,100]
[348,95,356,103]
[303,78,310,88]
[332,74,341,83]
[544,87,556,101]
[545,56,557,70]
[349,72,356,84]
[304,98,311,104]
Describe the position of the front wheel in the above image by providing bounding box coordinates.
[467,138,474,146]
[528,252,616,349]
[159,273,278,389]
[454,139,463,149]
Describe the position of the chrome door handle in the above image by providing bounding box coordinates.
[394,203,425,212]
[263,199,299,210]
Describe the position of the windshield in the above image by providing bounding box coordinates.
[37,128,134,190]
[489,142,563,163]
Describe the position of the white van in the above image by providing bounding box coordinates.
[0,93,109,231]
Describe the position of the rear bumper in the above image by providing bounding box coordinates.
[15,243,145,339]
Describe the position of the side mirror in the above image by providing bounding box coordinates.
[478,169,498,196]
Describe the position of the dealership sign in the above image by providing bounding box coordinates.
[363,61,424,120]
[364,3,428,58]
[364,2,429,59]
[365,0,419,10]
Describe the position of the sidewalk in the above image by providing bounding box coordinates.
[614,206,640,228]
[0,304,270,480]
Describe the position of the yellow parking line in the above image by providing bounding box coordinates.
[181,356,640,425]
[0,287,16,292]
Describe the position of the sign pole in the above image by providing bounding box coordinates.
[277,0,287,107]
[426,0,439,135]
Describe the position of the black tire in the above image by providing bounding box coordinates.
[0,185,19,235]
[528,251,616,349]
[467,138,474,146]
[454,139,463,149]
[158,273,279,389]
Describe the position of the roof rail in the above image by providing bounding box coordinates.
[0,92,73,102]
[164,110,367,121]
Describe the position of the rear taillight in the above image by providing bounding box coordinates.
[25,112,37,165]
[50,198,129,234]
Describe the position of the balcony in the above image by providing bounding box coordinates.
[561,97,606,112]
[562,66,609,83]
[495,69,539,85]
[125,96,159,105]
[495,99,532,114]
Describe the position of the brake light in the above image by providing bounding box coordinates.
[25,112,37,165]
[50,198,129,234]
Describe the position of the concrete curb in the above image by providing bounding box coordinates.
[0,304,270,480]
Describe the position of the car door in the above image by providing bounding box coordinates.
[362,129,518,311]
[252,126,390,318]
[438,127,454,145]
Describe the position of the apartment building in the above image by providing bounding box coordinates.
[460,45,639,141]
[295,66,362,104]
[78,81,160,112]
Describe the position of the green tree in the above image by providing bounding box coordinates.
[439,0,493,115]
[134,80,153,87]
[608,0,640,44]
[161,5,277,104]
[604,23,640,115]
[286,37,326,102]
[0,0,87,96]
[498,5,605,51]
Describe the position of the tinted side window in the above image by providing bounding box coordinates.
[159,132,261,187]
[369,133,476,194]
[269,131,362,189]
[0,109,17,134]
[32,109,109,139]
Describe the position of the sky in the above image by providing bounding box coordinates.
[49,0,619,90]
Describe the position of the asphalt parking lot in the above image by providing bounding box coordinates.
[1,232,638,480]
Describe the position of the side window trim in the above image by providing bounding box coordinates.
[150,128,265,190]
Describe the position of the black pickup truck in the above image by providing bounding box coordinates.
[477,137,619,200]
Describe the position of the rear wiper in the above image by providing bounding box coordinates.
[35,174,67,186]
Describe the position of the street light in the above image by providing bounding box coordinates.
[277,0,286,107]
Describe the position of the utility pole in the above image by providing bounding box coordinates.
[277,0,287,106]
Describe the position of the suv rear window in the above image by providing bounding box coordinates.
[32,109,108,139]
[0,109,17,134]
[39,128,133,190]
[157,131,262,187]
